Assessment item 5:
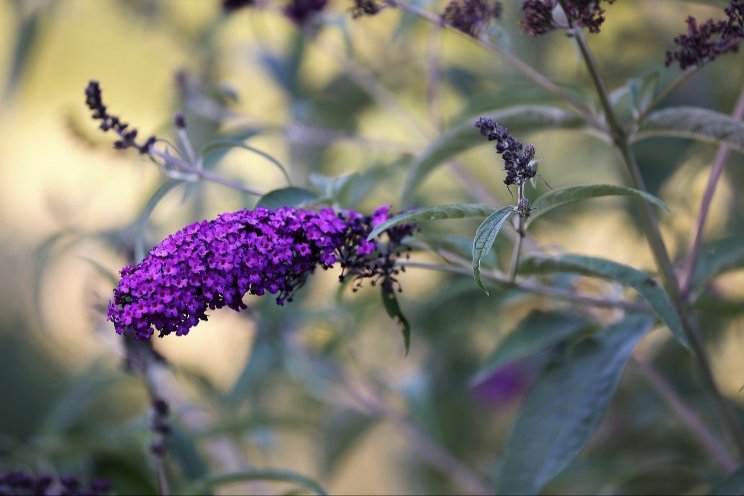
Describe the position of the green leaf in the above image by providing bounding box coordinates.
[691,235,744,295]
[708,466,744,496]
[381,284,411,355]
[520,254,689,349]
[631,72,660,116]
[497,314,654,495]
[133,179,184,262]
[527,184,669,226]
[200,138,290,184]
[634,107,744,153]
[473,206,516,294]
[471,311,592,386]
[403,105,585,198]
[321,410,378,477]
[185,469,327,496]
[256,187,319,209]
[367,203,499,241]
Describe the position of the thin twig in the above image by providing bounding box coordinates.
[680,86,744,298]
[398,260,648,310]
[632,354,737,473]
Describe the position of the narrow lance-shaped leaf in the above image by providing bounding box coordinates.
[497,314,654,495]
[527,184,669,227]
[185,469,327,496]
[367,203,499,241]
[691,235,744,296]
[402,105,585,198]
[471,310,592,386]
[634,106,744,153]
[473,206,516,294]
[381,284,411,355]
[520,254,689,349]
[256,187,319,209]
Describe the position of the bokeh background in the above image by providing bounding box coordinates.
[1,0,744,494]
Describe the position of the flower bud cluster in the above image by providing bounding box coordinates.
[665,0,744,70]
[107,206,414,340]
[442,0,503,38]
[521,0,616,36]
[84,81,155,154]
[474,117,537,187]
[0,471,112,496]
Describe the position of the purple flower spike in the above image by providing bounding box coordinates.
[107,206,415,340]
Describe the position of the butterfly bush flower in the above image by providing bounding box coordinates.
[442,0,503,38]
[0,470,113,496]
[474,117,537,188]
[665,0,744,70]
[108,206,414,340]
[521,0,617,36]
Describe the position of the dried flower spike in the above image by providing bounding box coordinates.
[665,0,744,70]
[442,0,503,38]
[0,470,113,496]
[85,81,156,154]
[107,206,414,340]
[350,0,384,18]
[474,117,537,187]
[521,0,617,36]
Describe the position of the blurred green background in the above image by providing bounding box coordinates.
[1,0,744,494]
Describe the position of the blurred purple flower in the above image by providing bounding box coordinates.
[0,470,112,496]
[442,0,503,38]
[665,0,744,70]
[107,206,414,340]
[521,0,617,36]
[283,0,328,26]
[470,360,534,405]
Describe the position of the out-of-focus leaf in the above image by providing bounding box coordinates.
[631,72,660,117]
[309,172,359,203]
[41,363,122,432]
[402,105,584,198]
[199,128,262,170]
[133,179,183,262]
[256,187,319,209]
[321,410,378,477]
[3,2,46,102]
[227,324,281,409]
[185,469,327,496]
[691,235,744,295]
[200,139,290,184]
[634,107,744,152]
[473,206,516,294]
[169,424,209,482]
[367,203,500,240]
[497,314,653,495]
[527,184,668,227]
[471,310,592,386]
[520,254,689,349]
[381,284,411,355]
[708,466,744,496]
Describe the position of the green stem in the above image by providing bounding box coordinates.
[509,218,525,283]
[573,28,744,459]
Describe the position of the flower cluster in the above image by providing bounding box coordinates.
[283,0,329,26]
[442,0,503,38]
[0,471,112,496]
[107,206,414,340]
[474,117,537,188]
[521,0,616,36]
[84,81,155,154]
[665,0,744,70]
[350,0,385,18]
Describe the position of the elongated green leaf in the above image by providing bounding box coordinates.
[471,311,592,385]
[257,187,319,209]
[527,184,668,226]
[691,235,744,295]
[473,206,516,294]
[381,285,411,355]
[709,466,744,496]
[497,314,653,495]
[201,139,290,184]
[634,107,744,152]
[403,105,585,198]
[367,203,499,240]
[520,254,689,349]
[186,469,327,496]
